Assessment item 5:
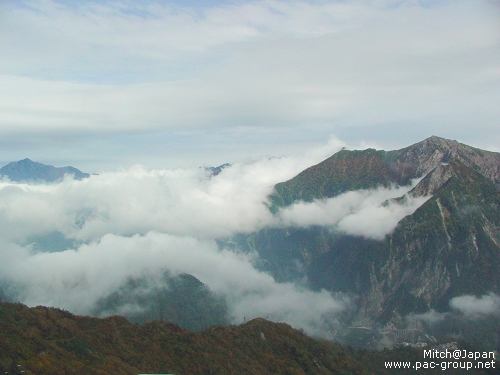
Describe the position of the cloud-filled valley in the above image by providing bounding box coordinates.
[0,138,443,336]
[0,0,499,361]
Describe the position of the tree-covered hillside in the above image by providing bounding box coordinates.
[0,302,497,375]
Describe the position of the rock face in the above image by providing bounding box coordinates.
[386,136,500,188]
[0,158,90,182]
[372,163,500,321]
[250,136,500,333]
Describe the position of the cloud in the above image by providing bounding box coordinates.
[0,0,499,153]
[0,231,346,336]
[0,134,490,336]
[0,134,438,336]
[450,293,500,318]
[406,309,449,325]
[0,138,351,335]
[277,182,430,239]
[0,136,343,244]
[0,0,498,336]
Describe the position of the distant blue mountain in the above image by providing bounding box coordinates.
[0,158,89,182]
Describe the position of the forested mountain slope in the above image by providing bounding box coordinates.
[0,302,496,375]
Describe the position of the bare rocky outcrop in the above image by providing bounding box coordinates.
[387,135,500,189]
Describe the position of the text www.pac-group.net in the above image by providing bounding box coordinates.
[384,349,496,371]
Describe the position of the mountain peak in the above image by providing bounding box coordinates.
[0,159,90,183]
[421,135,459,149]
[387,136,500,188]
[272,136,500,208]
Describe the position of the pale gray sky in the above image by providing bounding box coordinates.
[1,0,499,172]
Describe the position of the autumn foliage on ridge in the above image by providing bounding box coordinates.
[1,301,498,375]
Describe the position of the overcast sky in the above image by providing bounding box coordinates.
[1,0,499,172]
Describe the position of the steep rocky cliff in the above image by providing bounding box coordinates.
[245,136,500,347]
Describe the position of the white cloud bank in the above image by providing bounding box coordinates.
[278,182,429,240]
[407,309,449,325]
[0,138,430,335]
[406,293,500,327]
[450,293,500,318]
[0,136,344,243]
[0,232,344,336]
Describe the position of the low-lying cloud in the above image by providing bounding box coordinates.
[450,293,500,318]
[277,183,429,240]
[0,232,345,336]
[0,136,346,244]
[0,138,430,335]
[406,309,449,326]
[405,293,500,327]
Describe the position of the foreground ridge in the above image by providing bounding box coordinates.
[0,302,497,375]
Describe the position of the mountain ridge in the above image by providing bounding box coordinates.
[0,301,494,375]
[0,158,90,183]
[271,136,500,209]
[1,136,499,354]
[242,135,500,350]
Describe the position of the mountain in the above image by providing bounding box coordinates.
[0,269,228,333]
[0,158,90,182]
[0,301,369,375]
[0,301,495,375]
[92,272,229,331]
[1,137,499,355]
[239,136,500,350]
[307,161,500,330]
[271,136,500,208]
